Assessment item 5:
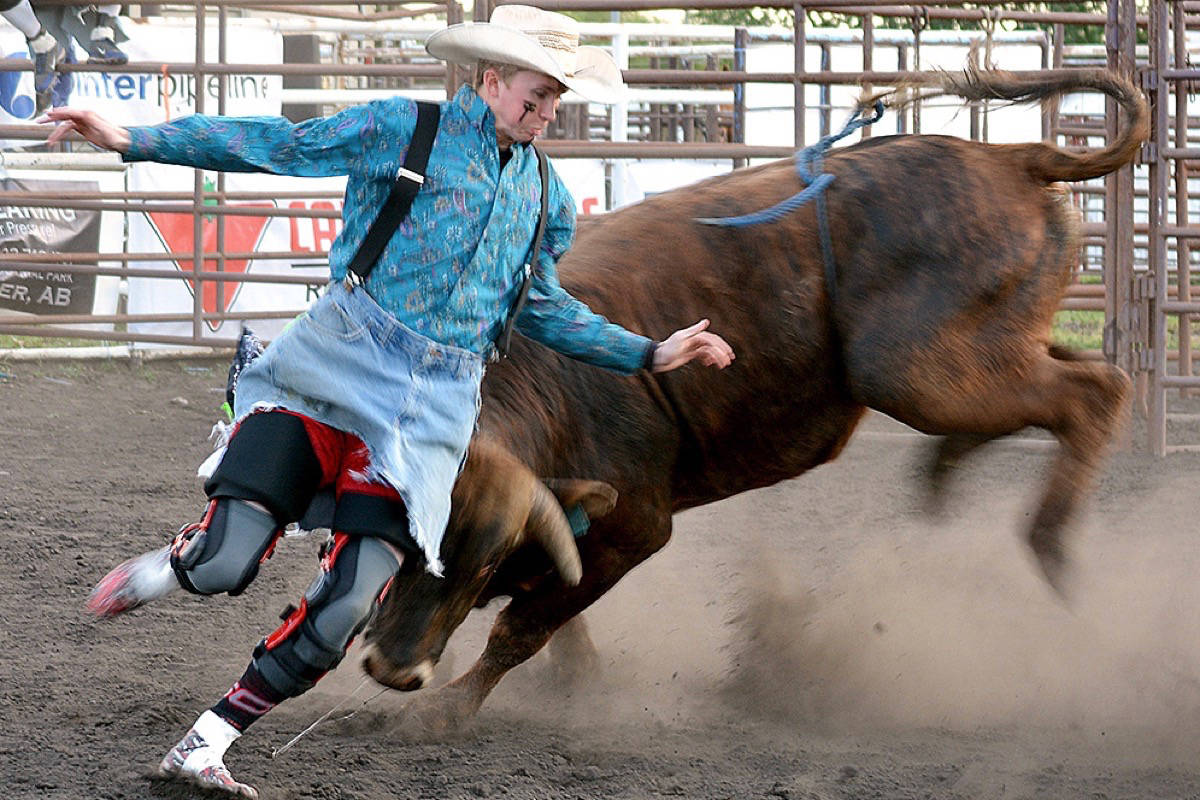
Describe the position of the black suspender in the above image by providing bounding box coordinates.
[344,98,548,361]
[498,147,550,357]
[346,100,441,281]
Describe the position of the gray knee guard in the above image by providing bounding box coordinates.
[253,534,400,698]
[170,498,282,596]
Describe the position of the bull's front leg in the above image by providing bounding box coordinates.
[545,614,599,687]
[399,520,669,734]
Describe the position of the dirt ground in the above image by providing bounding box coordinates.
[5,355,1200,800]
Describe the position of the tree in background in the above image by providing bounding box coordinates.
[683,3,1115,46]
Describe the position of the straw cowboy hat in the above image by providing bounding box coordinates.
[425,5,625,105]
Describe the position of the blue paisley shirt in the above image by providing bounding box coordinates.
[124,84,653,374]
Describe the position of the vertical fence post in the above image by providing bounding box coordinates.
[792,5,806,149]
[733,26,747,167]
[610,27,630,209]
[445,0,464,97]
[861,12,873,139]
[192,0,207,342]
[1147,0,1169,453]
[705,52,719,143]
[1039,30,1051,141]
[216,4,228,327]
[1173,0,1191,399]
[819,43,830,137]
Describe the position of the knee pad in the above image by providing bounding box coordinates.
[205,411,323,522]
[253,534,401,698]
[170,498,282,596]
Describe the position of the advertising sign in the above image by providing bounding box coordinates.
[0,178,99,315]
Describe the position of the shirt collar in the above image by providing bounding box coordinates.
[455,84,491,130]
[453,84,534,156]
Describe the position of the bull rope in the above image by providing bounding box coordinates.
[270,675,391,759]
[695,100,886,304]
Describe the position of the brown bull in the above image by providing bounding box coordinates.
[362,68,1147,728]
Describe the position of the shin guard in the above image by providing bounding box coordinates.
[252,534,400,698]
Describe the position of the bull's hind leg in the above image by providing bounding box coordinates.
[1022,358,1130,590]
[922,346,1095,516]
[923,432,998,516]
[903,350,1130,593]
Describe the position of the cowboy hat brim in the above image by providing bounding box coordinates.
[426,23,624,105]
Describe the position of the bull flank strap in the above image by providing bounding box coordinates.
[347,101,441,281]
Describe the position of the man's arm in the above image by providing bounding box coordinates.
[515,169,733,374]
[42,98,419,177]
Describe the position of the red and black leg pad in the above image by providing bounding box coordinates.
[205,410,324,523]
[252,533,400,699]
[172,412,324,597]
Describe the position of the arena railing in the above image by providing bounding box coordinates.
[0,0,1168,454]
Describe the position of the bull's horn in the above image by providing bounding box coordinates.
[525,480,584,586]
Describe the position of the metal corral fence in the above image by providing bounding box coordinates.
[0,0,1191,453]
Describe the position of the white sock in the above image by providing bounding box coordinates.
[3,1,43,40]
[184,710,241,769]
[92,4,120,39]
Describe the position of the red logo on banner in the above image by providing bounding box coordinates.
[145,197,273,332]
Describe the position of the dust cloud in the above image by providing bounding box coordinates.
[718,476,1200,765]
[469,440,1200,770]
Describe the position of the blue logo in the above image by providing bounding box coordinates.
[0,51,35,119]
[0,48,75,119]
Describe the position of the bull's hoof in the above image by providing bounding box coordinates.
[544,616,601,689]
[1028,533,1072,600]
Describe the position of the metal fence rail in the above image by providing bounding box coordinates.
[1,0,1175,455]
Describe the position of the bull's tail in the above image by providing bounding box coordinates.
[879,67,1148,183]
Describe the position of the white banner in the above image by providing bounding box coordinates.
[0,18,282,125]
[0,18,286,335]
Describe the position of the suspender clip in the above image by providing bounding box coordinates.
[396,166,426,185]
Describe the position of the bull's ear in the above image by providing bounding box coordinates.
[543,478,619,519]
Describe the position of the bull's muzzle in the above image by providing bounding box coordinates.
[362,648,435,692]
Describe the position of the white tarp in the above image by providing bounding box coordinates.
[0,18,282,125]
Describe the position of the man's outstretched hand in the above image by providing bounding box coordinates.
[651,319,735,372]
[39,107,131,152]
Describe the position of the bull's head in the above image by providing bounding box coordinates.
[361,436,617,691]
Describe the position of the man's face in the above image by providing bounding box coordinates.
[482,68,565,148]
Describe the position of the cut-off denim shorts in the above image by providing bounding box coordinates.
[234,281,484,575]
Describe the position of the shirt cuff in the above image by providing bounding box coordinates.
[642,340,658,371]
[121,126,158,162]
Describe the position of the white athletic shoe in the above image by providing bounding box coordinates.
[157,711,259,798]
[86,545,179,618]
